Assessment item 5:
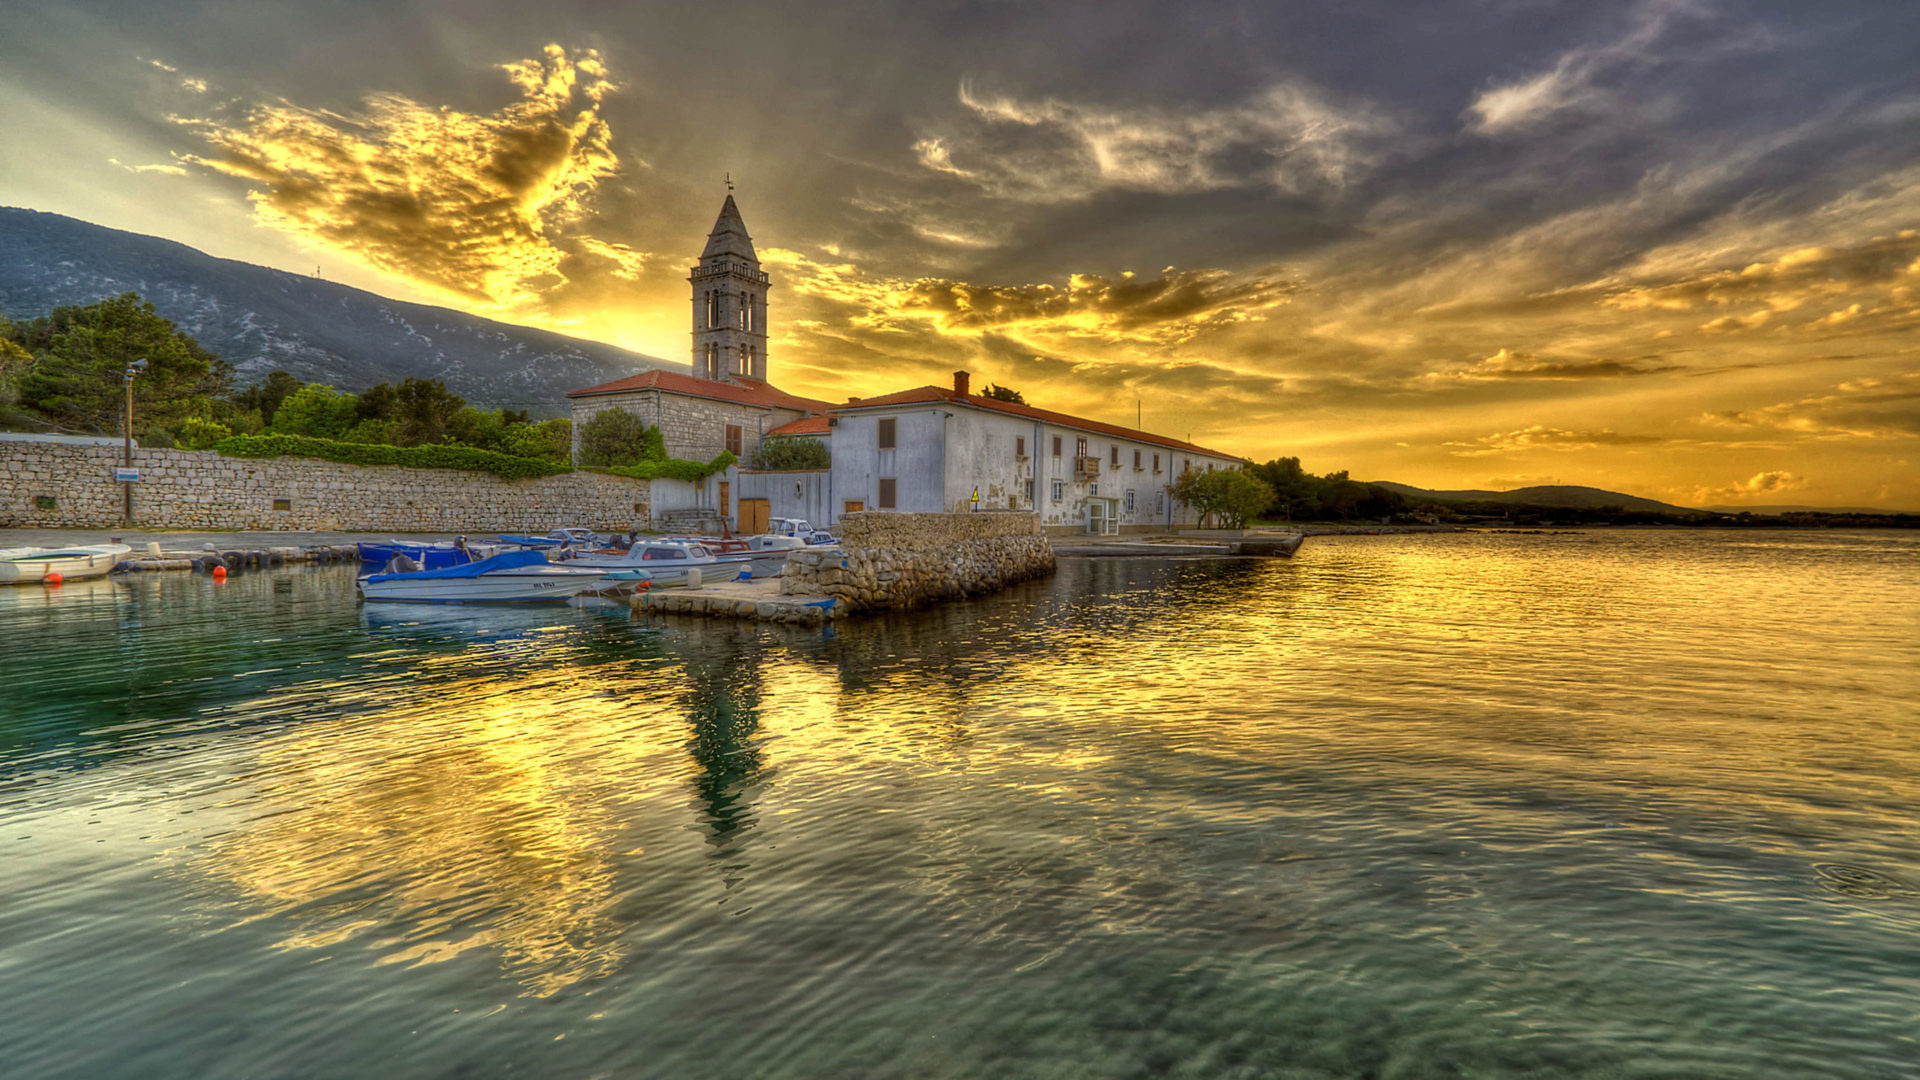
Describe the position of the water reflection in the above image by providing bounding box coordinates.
[674,623,770,845]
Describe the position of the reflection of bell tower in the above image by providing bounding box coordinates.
[688,191,770,383]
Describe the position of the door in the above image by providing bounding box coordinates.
[718,480,730,527]
[843,500,865,514]
[739,498,770,535]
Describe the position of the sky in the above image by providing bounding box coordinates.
[3,0,1917,508]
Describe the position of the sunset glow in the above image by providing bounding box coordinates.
[3,2,1915,507]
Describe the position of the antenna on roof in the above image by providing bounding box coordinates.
[726,172,734,193]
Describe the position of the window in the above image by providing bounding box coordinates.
[1025,479,1034,503]
[878,417,897,449]
[1016,435,1026,458]
[1153,453,1161,473]
[272,498,292,512]
[878,477,897,508]
[1184,457,1192,473]
[1155,491,1166,513]
[1050,479,1064,502]
[1089,482,1098,496]
[707,291,719,328]
[1124,490,1136,513]
[1052,435,1062,456]
[738,344,749,375]
[1110,445,1119,466]
[1134,450,1142,470]
[1076,437,1088,457]
[738,292,748,330]
[724,424,742,456]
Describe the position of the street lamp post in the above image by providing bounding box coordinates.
[123,357,147,524]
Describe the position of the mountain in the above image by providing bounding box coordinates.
[1371,481,1701,514]
[0,208,671,415]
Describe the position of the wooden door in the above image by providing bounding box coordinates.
[739,498,770,534]
[718,481,731,526]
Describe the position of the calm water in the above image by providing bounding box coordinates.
[1,530,1916,1079]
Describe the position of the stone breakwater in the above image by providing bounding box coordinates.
[2,440,649,532]
[779,511,1055,614]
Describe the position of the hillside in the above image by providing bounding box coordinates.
[1372,481,1700,514]
[0,208,670,415]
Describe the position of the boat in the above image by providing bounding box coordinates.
[560,540,742,588]
[357,549,608,603]
[0,544,134,584]
[355,538,498,571]
[495,528,605,549]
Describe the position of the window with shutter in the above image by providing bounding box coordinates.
[878,417,897,449]
[878,477,897,508]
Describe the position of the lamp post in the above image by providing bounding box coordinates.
[122,357,147,524]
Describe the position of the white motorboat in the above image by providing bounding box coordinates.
[562,540,742,588]
[0,544,133,584]
[358,549,608,603]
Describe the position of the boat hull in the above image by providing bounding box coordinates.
[358,568,607,603]
[0,545,132,584]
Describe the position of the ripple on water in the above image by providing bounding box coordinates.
[0,531,1917,1078]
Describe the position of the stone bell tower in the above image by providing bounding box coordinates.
[689,192,770,383]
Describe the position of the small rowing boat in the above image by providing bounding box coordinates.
[0,544,134,584]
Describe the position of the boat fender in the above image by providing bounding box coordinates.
[44,572,63,586]
[212,565,227,581]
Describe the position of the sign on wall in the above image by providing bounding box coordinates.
[114,467,140,482]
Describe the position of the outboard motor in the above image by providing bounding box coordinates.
[384,553,421,574]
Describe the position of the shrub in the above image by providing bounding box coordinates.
[177,417,233,450]
[213,433,570,479]
[747,434,830,470]
[602,451,737,483]
[577,407,664,466]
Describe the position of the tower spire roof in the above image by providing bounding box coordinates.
[701,194,757,261]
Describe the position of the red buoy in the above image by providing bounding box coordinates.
[212,565,227,581]
[44,571,63,587]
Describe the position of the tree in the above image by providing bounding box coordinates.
[576,407,664,467]
[234,370,306,428]
[391,377,466,445]
[14,292,225,435]
[747,434,831,470]
[982,383,1025,404]
[1169,467,1275,528]
[501,417,572,464]
[1251,456,1320,521]
[269,384,358,440]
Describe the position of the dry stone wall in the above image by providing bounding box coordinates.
[782,510,1054,612]
[2,440,650,532]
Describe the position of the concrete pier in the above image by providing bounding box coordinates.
[635,577,845,624]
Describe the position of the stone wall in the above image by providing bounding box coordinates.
[571,388,805,463]
[782,510,1054,612]
[1,440,650,532]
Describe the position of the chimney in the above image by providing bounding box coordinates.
[953,370,971,396]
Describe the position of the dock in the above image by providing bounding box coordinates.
[634,576,845,624]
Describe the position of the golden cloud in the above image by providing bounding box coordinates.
[1425,347,1679,381]
[1604,229,1920,319]
[764,247,1294,347]
[1445,425,1664,456]
[1707,370,1920,439]
[181,44,628,308]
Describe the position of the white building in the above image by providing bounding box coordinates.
[803,371,1244,535]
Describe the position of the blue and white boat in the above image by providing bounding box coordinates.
[357,549,608,603]
[356,538,497,571]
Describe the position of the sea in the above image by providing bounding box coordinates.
[1,529,1915,1079]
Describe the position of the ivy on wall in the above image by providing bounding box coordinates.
[213,434,570,480]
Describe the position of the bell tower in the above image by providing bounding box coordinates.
[689,191,770,383]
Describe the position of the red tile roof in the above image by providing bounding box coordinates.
[568,369,833,413]
[834,386,1246,461]
[767,415,832,436]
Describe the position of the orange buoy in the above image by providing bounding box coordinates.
[212,565,227,581]
[44,571,63,587]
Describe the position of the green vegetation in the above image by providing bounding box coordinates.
[575,406,666,467]
[982,383,1026,404]
[603,451,738,484]
[213,433,570,480]
[747,433,830,470]
[2,293,230,440]
[1248,457,1409,523]
[1169,467,1276,528]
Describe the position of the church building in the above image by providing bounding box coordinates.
[568,193,1244,534]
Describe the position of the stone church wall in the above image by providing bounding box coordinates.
[571,388,804,463]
